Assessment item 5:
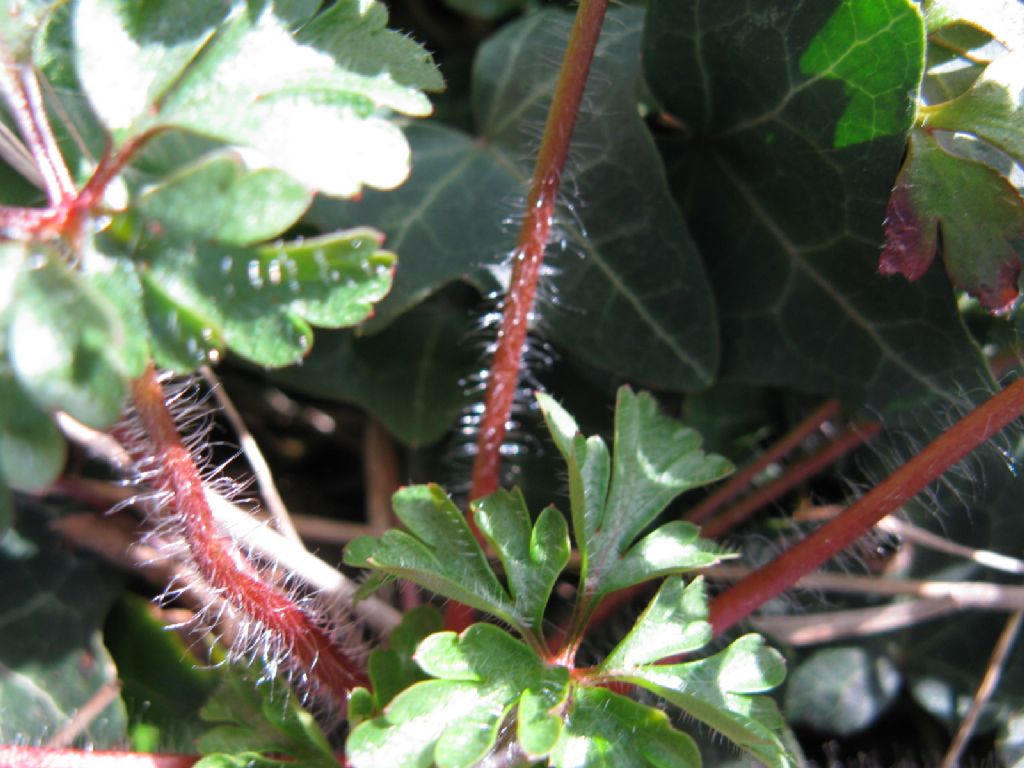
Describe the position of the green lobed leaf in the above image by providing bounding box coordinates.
[8,252,146,428]
[74,0,442,197]
[304,123,516,331]
[617,635,793,768]
[785,646,901,737]
[136,150,313,246]
[0,499,126,745]
[648,0,990,409]
[197,667,336,768]
[138,228,394,369]
[267,297,480,446]
[344,484,521,632]
[880,129,1024,312]
[535,391,610,576]
[585,388,732,599]
[601,577,712,670]
[347,624,570,768]
[473,489,570,634]
[549,687,701,768]
[922,50,1024,168]
[922,23,993,104]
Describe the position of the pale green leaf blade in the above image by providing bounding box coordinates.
[304,123,518,331]
[348,624,569,768]
[923,51,1024,168]
[344,485,519,628]
[623,635,793,768]
[75,0,440,197]
[601,577,711,671]
[137,150,313,246]
[587,388,731,596]
[9,255,144,427]
[473,489,569,632]
[550,687,701,768]
[139,229,394,368]
[536,392,610,567]
[599,521,730,597]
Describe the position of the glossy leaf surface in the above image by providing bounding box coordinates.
[647,0,988,408]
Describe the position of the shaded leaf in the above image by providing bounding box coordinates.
[139,228,394,368]
[473,489,570,633]
[196,667,335,768]
[549,687,701,768]
[74,0,441,197]
[137,150,313,246]
[880,129,1024,312]
[785,646,901,737]
[0,500,125,745]
[344,484,521,633]
[104,594,218,749]
[347,624,569,768]
[443,0,524,21]
[267,297,479,446]
[601,577,711,670]
[648,0,989,408]
[367,605,444,711]
[618,635,792,768]
[0,371,65,492]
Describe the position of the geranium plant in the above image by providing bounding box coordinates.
[2,0,1024,766]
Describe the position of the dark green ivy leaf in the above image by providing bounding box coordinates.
[648,0,989,409]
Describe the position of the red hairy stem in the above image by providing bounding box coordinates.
[710,378,1024,637]
[700,420,881,539]
[469,0,609,502]
[0,747,197,768]
[0,62,75,204]
[129,364,368,703]
[687,399,842,524]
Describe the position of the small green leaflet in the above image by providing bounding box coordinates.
[599,582,792,768]
[74,0,443,197]
[195,667,336,768]
[538,387,732,603]
[347,624,570,768]
[550,687,701,768]
[345,484,521,633]
[473,489,570,633]
[138,228,395,370]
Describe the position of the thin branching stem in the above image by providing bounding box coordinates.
[710,378,1024,636]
